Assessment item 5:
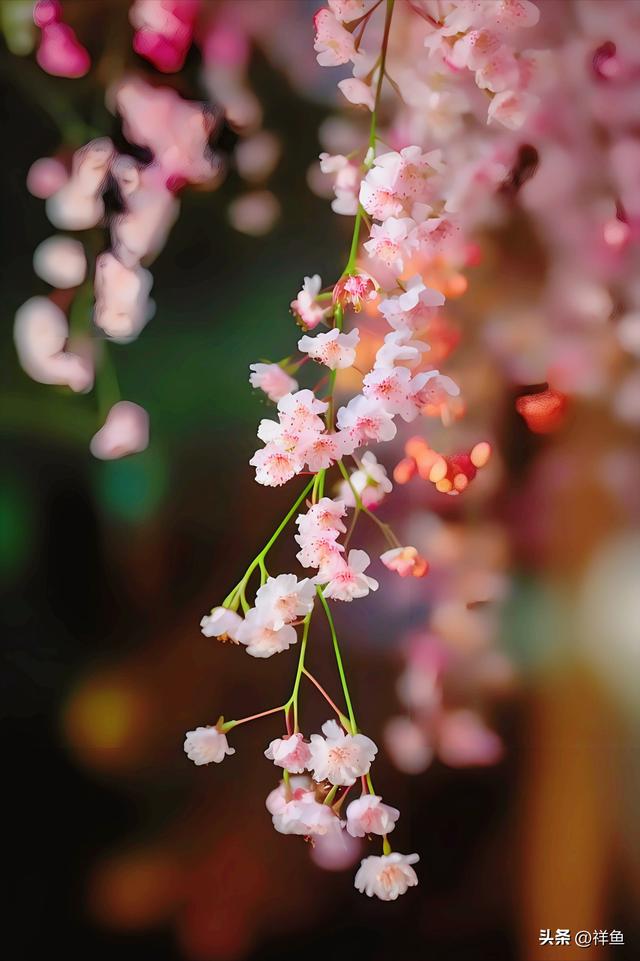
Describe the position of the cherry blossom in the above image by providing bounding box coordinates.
[298,328,359,370]
[309,719,378,786]
[363,217,415,272]
[290,274,326,330]
[249,363,298,402]
[235,609,298,658]
[264,733,312,774]
[254,574,315,630]
[380,547,429,579]
[354,852,420,901]
[200,607,243,641]
[346,795,400,838]
[336,394,397,445]
[313,8,356,67]
[339,451,393,509]
[184,726,235,765]
[322,549,379,601]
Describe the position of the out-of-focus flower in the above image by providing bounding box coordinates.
[384,716,434,774]
[515,388,569,434]
[93,252,153,342]
[310,828,362,871]
[228,191,280,236]
[380,546,429,578]
[184,726,235,765]
[89,401,149,460]
[14,296,93,392]
[249,363,298,402]
[339,451,393,508]
[34,1,90,78]
[46,138,114,230]
[235,131,281,183]
[354,853,420,901]
[437,709,504,767]
[130,0,198,73]
[33,236,86,288]
[27,157,67,199]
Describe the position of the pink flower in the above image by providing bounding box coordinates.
[296,530,344,577]
[346,794,400,837]
[338,78,375,111]
[313,8,356,67]
[296,497,347,537]
[300,430,354,472]
[487,89,538,129]
[354,852,419,900]
[333,273,377,312]
[27,157,68,199]
[36,22,90,79]
[363,217,415,272]
[360,164,404,221]
[328,0,373,22]
[46,138,114,230]
[322,549,379,601]
[412,370,460,417]
[437,710,503,767]
[277,389,328,431]
[380,546,429,578]
[249,444,302,487]
[249,363,298,402]
[264,733,312,774]
[89,402,149,460]
[254,574,315,630]
[384,716,434,774]
[291,274,326,330]
[336,394,397,445]
[298,328,359,370]
[129,0,198,73]
[184,726,235,765]
[309,719,378,785]
[200,607,243,641]
[235,609,298,658]
[362,365,423,422]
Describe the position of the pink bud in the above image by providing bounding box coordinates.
[27,157,68,199]
[33,0,61,29]
[37,23,91,79]
[14,296,93,392]
[90,402,149,460]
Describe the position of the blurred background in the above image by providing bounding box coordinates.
[2,2,640,960]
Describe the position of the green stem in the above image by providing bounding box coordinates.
[94,342,121,421]
[316,587,357,733]
[288,609,313,733]
[222,476,315,607]
[337,459,400,548]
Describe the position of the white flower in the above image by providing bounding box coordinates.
[278,389,328,431]
[298,328,359,370]
[264,733,312,774]
[363,217,415,273]
[200,607,243,640]
[338,451,392,509]
[374,327,429,370]
[309,719,378,786]
[249,362,298,402]
[254,574,315,630]
[235,608,298,658]
[354,852,419,900]
[346,795,400,837]
[362,365,422,422]
[274,795,344,836]
[322,549,379,602]
[184,726,235,765]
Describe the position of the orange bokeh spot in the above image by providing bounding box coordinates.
[515,388,568,434]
